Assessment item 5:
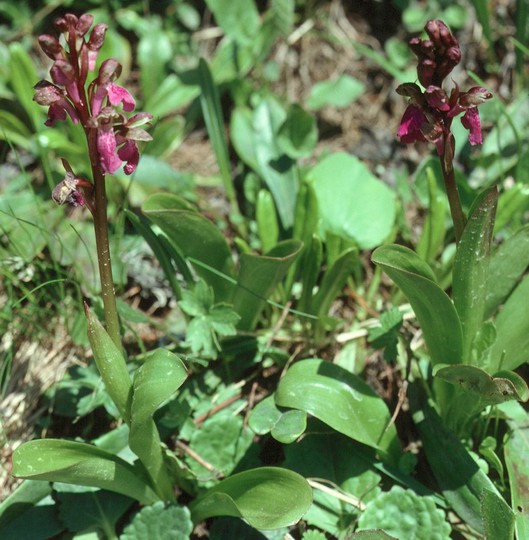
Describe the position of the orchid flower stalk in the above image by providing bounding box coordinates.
[34,13,152,347]
[396,20,492,244]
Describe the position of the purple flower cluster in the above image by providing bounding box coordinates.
[397,20,492,154]
[33,13,152,178]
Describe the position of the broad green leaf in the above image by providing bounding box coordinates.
[128,155,193,198]
[256,190,279,252]
[307,75,365,110]
[129,349,187,501]
[283,433,382,536]
[485,224,529,319]
[144,74,199,118]
[143,193,235,302]
[307,153,395,249]
[85,307,132,423]
[189,467,312,529]
[372,244,463,366]
[12,440,159,504]
[505,409,529,539]
[357,486,451,540]
[54,484,132,535]
[410,384,501,533]
[205,0,261,45]
[490,274,529,371]
[120,502,193,540]
[232,239,302,330]
[481,489,515,540]
[277,104,318,158]
[453,188,497,360]
[310,247,357,317]
[275,359,401,464]
[434,364,529,406]
[231,98,299,228]
[198,58,237,211]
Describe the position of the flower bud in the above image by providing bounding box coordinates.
[97,58,122,85]
[38,35,63,60]
[33,80,63,105]
[54,17,68,33]
[76,13,94,37]
[88,24,108,51]
[50,59,76,86]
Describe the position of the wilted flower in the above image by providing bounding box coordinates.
[52,171,92,209]
[396,20,492,153]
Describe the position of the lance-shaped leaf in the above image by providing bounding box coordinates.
[310,247,357,317]
[481,489,515,540]
[129,349,188,501]
[490,274,529,371]
[452,188,497,360]
[232,240,302,330]
[12,440,159,504]
[484,224,529,319]
[85,306,132,423]
[189,467,312,529]
[142,193,235,302]
[372,244,463,366]
[275,359,401,464]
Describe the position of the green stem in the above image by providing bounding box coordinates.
[440,134,466,244]
[87,128,121,349]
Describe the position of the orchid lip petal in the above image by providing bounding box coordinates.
[461,107,483,145]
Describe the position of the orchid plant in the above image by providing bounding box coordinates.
[396,19,492,243]
[9,12,312,533]
[34,13,153,347]
[373,20,528,433]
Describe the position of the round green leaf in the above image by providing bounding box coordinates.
[307,153,395,249]
[307,75,365,110]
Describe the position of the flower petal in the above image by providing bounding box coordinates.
[461,107,482,145]
[397,105,427,143]
[97,127,122,173]
[107,83,136,112]
[117,139,139,175]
